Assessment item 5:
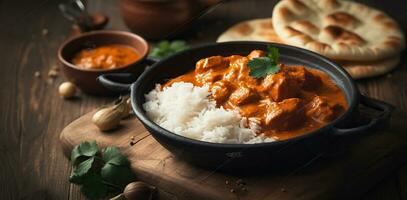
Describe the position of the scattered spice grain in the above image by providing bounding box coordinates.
[48,69,58,78]
[42,29,48,36]
[236,179,246,186]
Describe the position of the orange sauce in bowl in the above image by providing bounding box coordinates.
[72,44,140,69]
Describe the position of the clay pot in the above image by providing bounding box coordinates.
[120,0,222,40]
[58,30,149,95]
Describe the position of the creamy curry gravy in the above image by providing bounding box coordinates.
[164,50,348,140]
[72,44,140,69]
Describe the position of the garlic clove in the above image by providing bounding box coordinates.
[58,82,76,98]
[92,106,122,131]
[123,181,156,200]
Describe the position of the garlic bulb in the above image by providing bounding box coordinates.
[58,82,76,98]
[92,105,122,131]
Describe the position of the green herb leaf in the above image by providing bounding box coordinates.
[68,141,135,199]
[75,157,95,176]
[70,140,98,164]
[248,45,281,78]
[267,45,279,63]
[69,170,83,184]
[101,163,135,188]
[69,157,95,185]
[101,147,134,188]
[81,173,108,200]
[149,40,188,59]
[102,146,129,166]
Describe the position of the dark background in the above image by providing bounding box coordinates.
[1,0,406,199]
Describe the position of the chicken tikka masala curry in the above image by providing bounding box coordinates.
[164,49,348,140]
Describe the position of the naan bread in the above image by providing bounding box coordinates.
[217,18,283,43]
[217,18,400,79]
[272,0,405,61]
[338,55,400,79]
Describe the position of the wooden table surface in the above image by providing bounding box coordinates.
[1,0,406,199]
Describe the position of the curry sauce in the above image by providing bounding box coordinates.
[72,44,140,69]
[164,50,348,140]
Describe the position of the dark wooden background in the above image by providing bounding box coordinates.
[0,0,406,199]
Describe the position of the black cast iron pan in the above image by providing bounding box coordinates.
[98,42,393,171]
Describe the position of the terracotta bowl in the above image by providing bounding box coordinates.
[58,30,149,95]
[119,0,222,40]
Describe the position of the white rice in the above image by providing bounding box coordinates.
[143,82,275,144]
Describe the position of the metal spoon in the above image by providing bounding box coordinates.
[58,0,92,30]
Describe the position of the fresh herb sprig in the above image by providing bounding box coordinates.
[70,141,135,200]
[248,45,281,78]
[149,40,189,59]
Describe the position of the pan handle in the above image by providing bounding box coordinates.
[97,58,157,93]
[97,73,134,93]
[332,95,394,136]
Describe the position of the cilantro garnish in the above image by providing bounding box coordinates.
[69,141,135,200]
[248,45,281,78]
[149,40,188,59]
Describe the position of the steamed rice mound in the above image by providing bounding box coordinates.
[143,82,274,144]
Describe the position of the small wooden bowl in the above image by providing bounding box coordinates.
[58,30,149,95]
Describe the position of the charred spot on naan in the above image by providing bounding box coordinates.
[373,13,399,30]
[291,20,319,35]
[382,37,403,49]
[324,12,360,29]
[286,0,309,13]
[322,25,366,45]
[233,22,254,36]
[259,20,273,30]
[373,13,387,21]
[283,26,303,37]
[321,0,341,10]
[306,41,332,52]
[276,7,294,21]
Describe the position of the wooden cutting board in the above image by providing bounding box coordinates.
[59,110,407,200]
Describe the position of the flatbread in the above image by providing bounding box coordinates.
[216,18,400,79]
[217,18,283,43]
[338,55,400,79]
[272,0,405,61]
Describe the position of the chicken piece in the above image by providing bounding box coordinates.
[247,50,266,59]
[195,70,223,85]
[262,73,300,101]
[223,57,259,86]
[223,67,238,82]
[221,57,245,83]
[264,98,305,130]
[229,86,259,105]
[285,66,321,90]
[195,56,229,74]
[211,80,233,103]
[306,96,344,123]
